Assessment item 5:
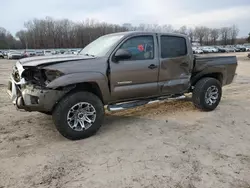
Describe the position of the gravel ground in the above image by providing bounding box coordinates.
[0,53,250,188]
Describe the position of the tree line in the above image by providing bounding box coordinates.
[123,23,243,46]
[0,27,22,49]
[0,17,249,50]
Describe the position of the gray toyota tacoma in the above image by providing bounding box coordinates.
[7,31,237,140]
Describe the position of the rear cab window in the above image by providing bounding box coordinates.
[160,35,187,58]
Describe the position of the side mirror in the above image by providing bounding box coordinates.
[114,49,132,61]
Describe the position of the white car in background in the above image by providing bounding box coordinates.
[201,46,218,53]
[211,47,219,53]
[7,50,22,59]
[70,49,80,55]
[43,50,53,56]
[201,47,212,53]
[192,47,203,54]
[36,51,44,56]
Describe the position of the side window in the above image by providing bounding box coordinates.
[160,35,187,58]
[119,35,154,60]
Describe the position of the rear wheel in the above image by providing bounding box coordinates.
[192,77,222,111]
[52,91,104,140]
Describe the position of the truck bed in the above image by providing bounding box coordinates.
[193,55,237,72]
[192,55,237,86]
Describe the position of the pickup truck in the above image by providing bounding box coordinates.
[7,31,237,140]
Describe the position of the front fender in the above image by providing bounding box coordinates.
[46,72,110,103]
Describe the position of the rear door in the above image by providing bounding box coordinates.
[158,34,193,94]
[109,34,160,101]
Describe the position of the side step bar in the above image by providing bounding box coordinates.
[107,95,186,112]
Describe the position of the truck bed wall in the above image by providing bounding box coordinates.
[193,55,237,86]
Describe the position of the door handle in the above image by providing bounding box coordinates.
[148,64,158,69]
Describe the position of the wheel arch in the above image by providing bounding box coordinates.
[50,82,105,114]
[68,82,104,103]
[191,72,223,88]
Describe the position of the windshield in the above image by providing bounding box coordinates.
[79,34,125,57]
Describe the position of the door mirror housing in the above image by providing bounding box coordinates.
[114,49,132,61]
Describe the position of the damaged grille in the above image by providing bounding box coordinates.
[12,65,20,82]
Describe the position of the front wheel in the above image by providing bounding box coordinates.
[192,77,222,111]
[52,91,104,140]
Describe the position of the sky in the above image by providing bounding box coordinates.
[1,0,250,37]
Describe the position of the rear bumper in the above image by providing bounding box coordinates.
[7,76,67,112]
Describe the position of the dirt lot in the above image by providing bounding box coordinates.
[0,53,250,188]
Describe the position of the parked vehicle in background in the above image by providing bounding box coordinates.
[215,46,226,53]
[43,50,52,56]
[201,47,214,53]
[51,50,60,55]
[7,31,238,140]
[225,47,235,52]
[7,50,22,59]
[70,49,79,55]
[23,50,36,58]
[36,51,44,56]
[233,47,241,52]
[192,47,203,54]
[60,50,66,54]
[3,51,8,57]
[235,45,247,52]
[211,47,219,53]
[63,50,74,54]
[54,50,61,55]
[199,46,217,53]
[0,52,4,58]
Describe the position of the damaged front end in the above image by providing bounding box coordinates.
[7,61,69,112]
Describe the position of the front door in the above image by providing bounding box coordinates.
[109,34,159,101]
[158,34,193,95]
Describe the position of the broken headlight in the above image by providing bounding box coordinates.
[21,68,64,86]
[44,69,64,83]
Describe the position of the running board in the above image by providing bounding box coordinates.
[107,95,186,111]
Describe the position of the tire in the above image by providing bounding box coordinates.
[192,77,222,111]
[52,91,104,140]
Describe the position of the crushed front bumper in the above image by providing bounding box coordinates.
[7,76,67,112]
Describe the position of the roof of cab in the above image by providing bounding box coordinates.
[105,31,188,38]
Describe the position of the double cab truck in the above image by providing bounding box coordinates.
[7,31,237,140]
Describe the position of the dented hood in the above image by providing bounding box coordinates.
[19,54,95,68]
